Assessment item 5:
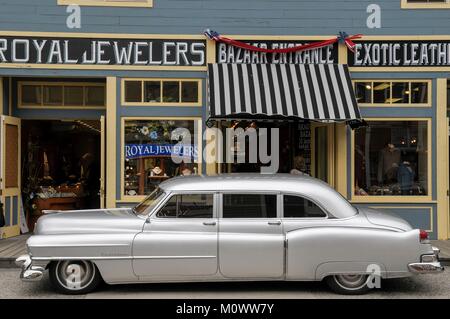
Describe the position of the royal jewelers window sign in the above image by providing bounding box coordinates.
[0,36,206,67]
[349,40,450,67]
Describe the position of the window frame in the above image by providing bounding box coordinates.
[57,0,153,8]
[218,191,281,219]
[18,81,106,109]
[120,116,203,203]
[352,79,432,107]
[401,0,450,9]
[350,118,433,203]
[121,78,202,107]
[281,193,330,219]
[153,192,217,219]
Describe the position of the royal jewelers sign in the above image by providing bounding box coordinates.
[0,35,206,67]
[349,40,450,67]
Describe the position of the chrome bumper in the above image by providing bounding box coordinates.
[408,262,444,274]
[15,254,44,282]
[408,247,444,274]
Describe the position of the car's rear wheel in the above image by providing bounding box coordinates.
[49,260,102,295]
[325,274,371,295]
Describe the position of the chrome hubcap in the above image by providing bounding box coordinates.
[334,274,368,290]
[55,260,95,291]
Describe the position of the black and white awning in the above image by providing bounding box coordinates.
[207,63,362,124]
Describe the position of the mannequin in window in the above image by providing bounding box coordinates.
[290,155,308,176]
[397,160,414,195]
[377,143,400,186]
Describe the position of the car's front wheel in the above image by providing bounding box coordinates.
[49,260,102,294]
[325,274,371,295]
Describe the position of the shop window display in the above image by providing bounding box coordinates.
[124,119,199,196]
[354,121,428,196]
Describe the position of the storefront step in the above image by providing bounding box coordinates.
[0,234,30,268]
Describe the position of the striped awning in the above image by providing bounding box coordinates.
[207,63,362,124]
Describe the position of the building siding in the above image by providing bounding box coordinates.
[0,0,448,36]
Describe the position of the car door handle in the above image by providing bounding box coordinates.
[203,221,217,226]
[268,221,281,226]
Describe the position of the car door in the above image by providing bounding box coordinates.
[218,193,285,279]
[133,192,218,278]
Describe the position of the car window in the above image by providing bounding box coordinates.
[133,187,165,216]
[283,195,327,218]
[156,194,214,218]
[222,194,277,218]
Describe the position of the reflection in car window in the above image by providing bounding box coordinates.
[222,194,277,218]
[283,195,326,218]
[157,194,214,218]
[133,187,166,216]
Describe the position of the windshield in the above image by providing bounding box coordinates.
[133,187,166,216]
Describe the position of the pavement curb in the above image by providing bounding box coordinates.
[0,258,18,269]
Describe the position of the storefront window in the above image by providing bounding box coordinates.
[123,79,201,105]
[124,81,142,102]
[354,121,428,196]
[123,119,200,197]
[43,86,63,105]
[354,82,372,104]
[64,86,84,106]
[144,81,161,102]
[162,81,180,103]
[19,82,106,108]
[353,81,430,105]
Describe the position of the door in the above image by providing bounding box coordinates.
[133,193,218,278]
[0,116,21,239]
[99,116,106,209]
[311,123,335,186]
[218,193,284,279]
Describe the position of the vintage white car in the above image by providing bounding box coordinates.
[16,174,443,295]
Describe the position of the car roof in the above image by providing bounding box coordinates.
[161,173,328,192]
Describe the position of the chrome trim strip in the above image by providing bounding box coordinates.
[29,244,130,248]
[32,255,216,261]
[133,256,216,259]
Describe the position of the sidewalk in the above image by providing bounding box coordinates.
[431,240,450,262]
[0,234,449,268]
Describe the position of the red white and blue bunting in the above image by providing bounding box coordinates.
[204,29,362,53]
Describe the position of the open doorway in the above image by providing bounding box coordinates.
[21,120,101,230]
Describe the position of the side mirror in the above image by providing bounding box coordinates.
[145,217,151,224]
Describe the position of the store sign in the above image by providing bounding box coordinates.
[0,36,206,67]
[216,40,338,64]
[125,144,198,160]
[349,40,450,67]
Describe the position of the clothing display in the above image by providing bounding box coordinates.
[377,145,401,184]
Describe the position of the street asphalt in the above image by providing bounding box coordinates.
[0,267,449,299]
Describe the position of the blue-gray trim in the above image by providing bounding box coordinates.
[12,196,18,226]
[4,197,10,227]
